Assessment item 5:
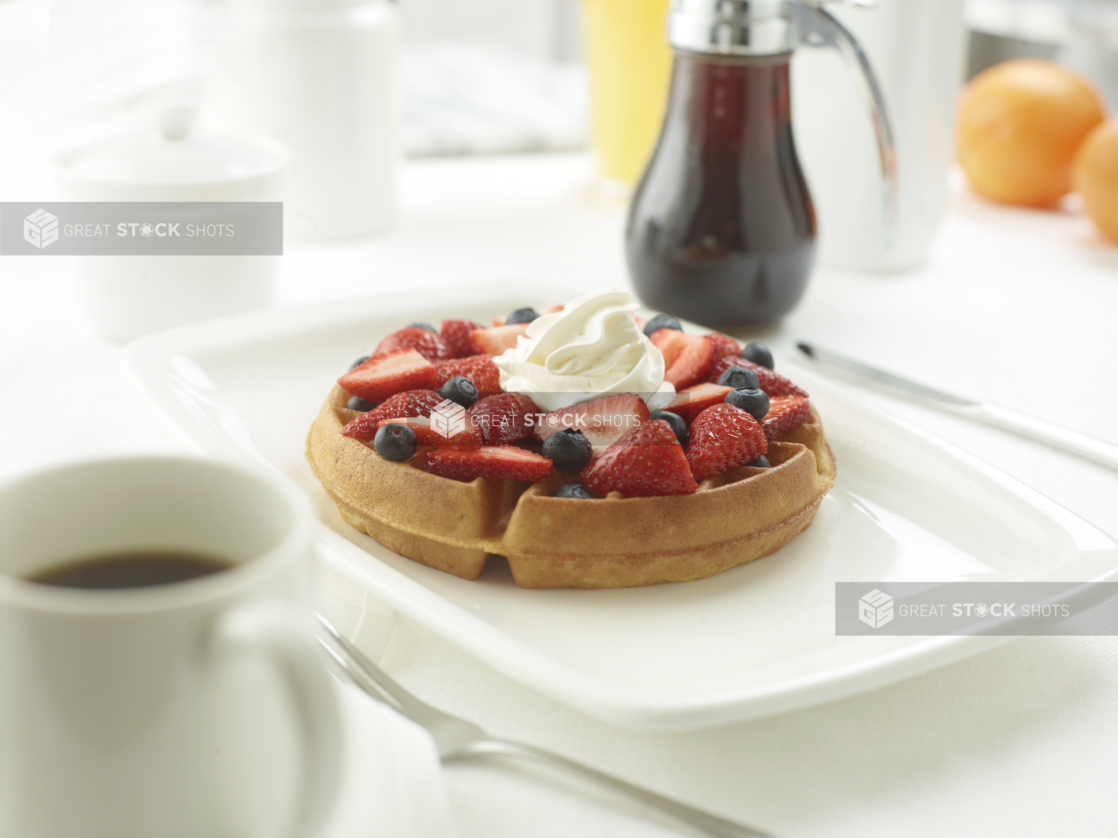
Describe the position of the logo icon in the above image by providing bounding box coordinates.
[858,589,894,629]
[23,209,59,249]
[430,399,467,440]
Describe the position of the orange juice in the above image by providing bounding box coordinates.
[581,0,673,190]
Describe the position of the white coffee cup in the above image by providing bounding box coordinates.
[0,456,340,838]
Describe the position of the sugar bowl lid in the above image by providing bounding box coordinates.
[56,108,287,202]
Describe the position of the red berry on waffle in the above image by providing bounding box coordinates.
[340,389,444,439]
[426,446,552,482]
[433,355,502,397]
[467,392,540,445]
[582,420,698,498]
[339,349,437,404]
[470,324,529,355]
[534,393,650,446]
[664,382,733,427]
[762,397,812,440]
[440,319,484,359]
[379,417,482,448]
[685,404,768,482]
[707,356,808,398]
[704,333,741,361]
[649,329,716,390]
[374,327,454,362]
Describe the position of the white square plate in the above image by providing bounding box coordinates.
[125,285,1118,730]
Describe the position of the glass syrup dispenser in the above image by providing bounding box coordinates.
[625,0,898,327]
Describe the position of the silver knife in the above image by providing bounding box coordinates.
[796,342,1118,472]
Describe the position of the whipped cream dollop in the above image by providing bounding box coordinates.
[493,289,675,412]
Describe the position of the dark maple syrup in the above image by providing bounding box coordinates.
[626,53,816,327]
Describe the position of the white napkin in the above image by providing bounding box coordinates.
[322,683,459,838]
[315,566,459,838]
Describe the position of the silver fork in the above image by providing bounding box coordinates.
[315,614,772,838]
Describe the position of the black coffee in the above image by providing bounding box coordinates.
[28,551,233,590]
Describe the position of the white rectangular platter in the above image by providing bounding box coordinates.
[125,285,1118,730]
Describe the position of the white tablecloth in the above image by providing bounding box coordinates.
[4,145,1118,836]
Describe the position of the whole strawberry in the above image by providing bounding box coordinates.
[434,355,502,397]
[707,356,807,398]
[341,389,444,440]
[685,403,768,482]
[582,420,698,497]
[440,319,484,359]
[375,327,455,362]
[467,392,540,445]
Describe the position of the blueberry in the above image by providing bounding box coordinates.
[643,314,682,338]
[650,410,689,448]
[439,376,479,408]
[746,455,771,468]
[346,396,375,412]
[407,322,437,332]
[349,354,370,371]
[555,483,595,500]
[741,342,774,370]
[373,423,417,462]
[506,307,540,325]
[542,429,593,471]
[724,388,770,421]
[716,367,760,390]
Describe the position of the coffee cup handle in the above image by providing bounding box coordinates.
[216,601,342,838]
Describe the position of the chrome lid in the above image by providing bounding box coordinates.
[668,0,795,56]
[668,0,876,57]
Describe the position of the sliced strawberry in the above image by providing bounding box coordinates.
[440,319,484,359]
[467,392,540,445]
[340,389,443,440]
[707,356,808,398]
[685,404,768,482]
[664,383,733,427]
[534,393,650,446]
[368,389,443,422]
[380,416,482,448]
[544,303,564,314]
[470,323,529,356]
[426,446,552,482]
[339,349,437,404]
[705,333,741,361]
[582,420,698,498]
[762,396,812,440]
[433,355,502,397]
[374,327,454,363]
[491,315,507,327]
[650,329,716,390]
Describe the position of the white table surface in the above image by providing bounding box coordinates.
[3,149,1118,837]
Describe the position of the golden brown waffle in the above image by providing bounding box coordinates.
[306,385,836,589]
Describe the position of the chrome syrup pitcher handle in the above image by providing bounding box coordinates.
[793,0,899,247]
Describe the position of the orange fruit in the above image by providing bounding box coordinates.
[1074,118,1118,242]
[957,59,1105,207]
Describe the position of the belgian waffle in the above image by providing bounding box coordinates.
[306,384,835,589]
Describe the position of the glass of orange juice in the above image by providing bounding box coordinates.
[580,0,673,193]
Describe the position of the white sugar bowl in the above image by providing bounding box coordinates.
[55,111,288,341]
